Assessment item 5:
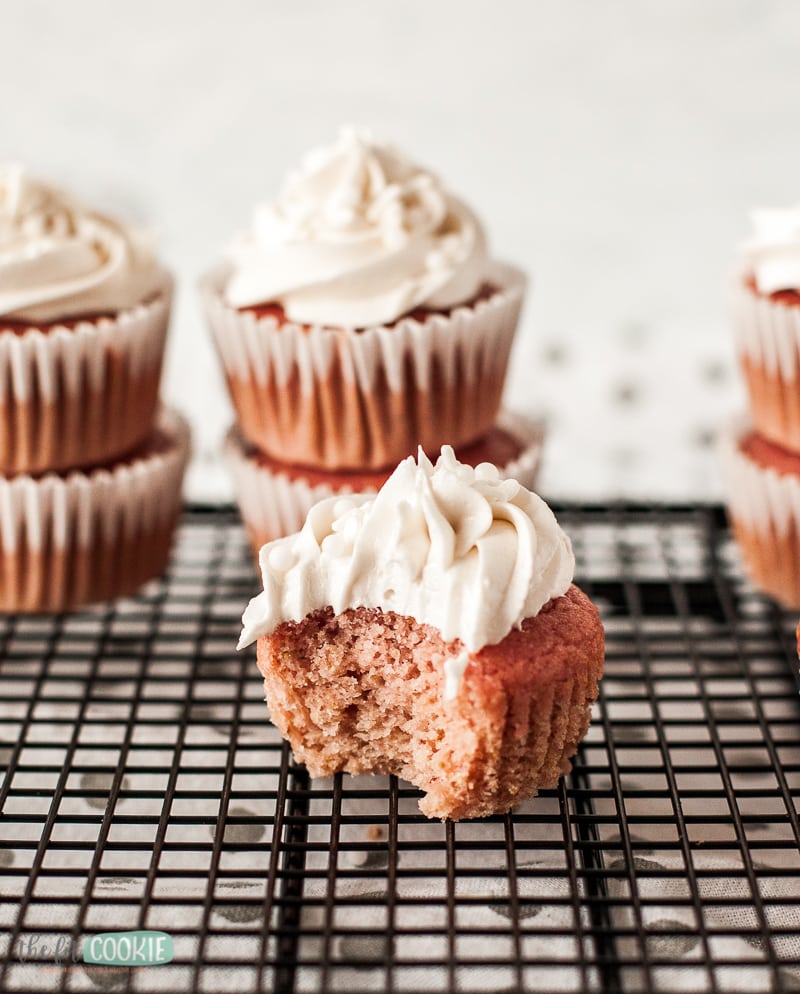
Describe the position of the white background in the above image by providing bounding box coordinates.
[4,1,799,501]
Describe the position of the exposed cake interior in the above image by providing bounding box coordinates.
[257,586,603,820]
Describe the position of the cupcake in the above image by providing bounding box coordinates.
[238,447,604,820]
[0,166,172,475]
[0,408,190,613]
[732,205,800,452]
[226,410,545,557]
[719,420,800,609]
[201,126,526,470]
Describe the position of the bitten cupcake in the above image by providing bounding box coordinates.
[238,447,604,821]
[719,420,800,609]
[226,411,544,557]
[732,205,800,452]
[0,166,171,475]
[201,126,526,470]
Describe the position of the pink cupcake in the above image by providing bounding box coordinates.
[238,447,603,820]
[0,166,172,475]
[201,127,526,471]
[732,205,800,452]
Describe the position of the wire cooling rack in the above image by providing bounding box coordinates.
[0,505,799,994]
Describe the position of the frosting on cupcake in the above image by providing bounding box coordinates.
[0,165,166,322]
[741,205,800,295]
[224,126,488,327]
[239,446,574,654]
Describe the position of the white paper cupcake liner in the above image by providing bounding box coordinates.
[731,273,800,452]
[731,272,800,381]
[718,417,800,608]
[0,272,172,475]
[0,406,190,613]
[226,410,545,556]
[201,262,526,469]
[718,418,800,534]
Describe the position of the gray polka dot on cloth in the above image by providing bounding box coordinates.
[81,965,130,990]
[612,382,640,406]
[700,360,728,384]
[216,806,265,845]
[776,969,800,992]
[488,899,542,921]
[714,704,753,721]
[338,935,388,967]
[335,890,390,967]
[541,343,568,366]
[691,427,716,450]
[190,705,232,738]
[80,772,128,812]
[215,881,263,923]
[609,856,667,874]
[645,919,700,959]
[611,724,649,744]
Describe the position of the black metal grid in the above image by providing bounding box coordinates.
[0,505,799,994]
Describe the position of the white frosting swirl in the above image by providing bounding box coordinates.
[741,205,800,295]
[239,446,574,655]
[0,165,166,322]
[224,126,488,327]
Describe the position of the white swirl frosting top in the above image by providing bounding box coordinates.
[0,165,166,322]
[239,446,574,654]
[741,204,800,295]
[224,126,489,327]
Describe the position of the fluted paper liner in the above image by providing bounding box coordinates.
[226,410,545,557]
[0,273,172,475]
[719,418,800,609]
[201,262,526,470]
[0,407,190,613]
[732,274,800,453]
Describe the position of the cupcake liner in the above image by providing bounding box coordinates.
[731,274,800,453]
[0,407,190,613]
[201,262,526,470]
[0,273,172,475]
[226,410,545,558]
[719,418,800,609]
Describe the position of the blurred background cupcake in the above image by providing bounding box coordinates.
[732,205,800,452]
[722,204,800,608]
[201,126,527,472]
[0,165,173,475]
[0,166,189,611]
[0,408,190,612]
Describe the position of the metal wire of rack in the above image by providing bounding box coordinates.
[0,505,799,994]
